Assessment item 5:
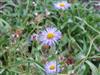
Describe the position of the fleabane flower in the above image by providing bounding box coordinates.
[44,61,61,74]
[54,1,71,10]
[38,27,62,46]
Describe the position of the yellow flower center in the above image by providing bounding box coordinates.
[47,33,55,39]
[49,65,55,70]
[59,3,65,7]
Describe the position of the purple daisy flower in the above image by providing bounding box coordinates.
[44,61,61,74]
[38,27,62,46]
[54,1,71,10]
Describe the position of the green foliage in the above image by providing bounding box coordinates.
[0,0,100,75]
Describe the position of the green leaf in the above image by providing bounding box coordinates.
[85,60,99,75]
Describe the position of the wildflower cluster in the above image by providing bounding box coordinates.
[0,0,99,75]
